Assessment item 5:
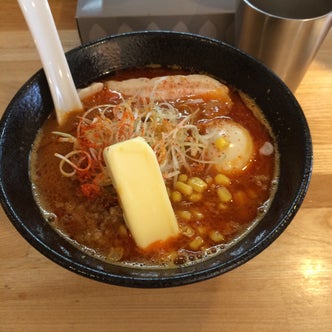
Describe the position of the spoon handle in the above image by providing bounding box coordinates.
[17,0,82,125]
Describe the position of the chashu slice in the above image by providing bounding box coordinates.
[106,74,232,104]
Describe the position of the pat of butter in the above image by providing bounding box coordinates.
[103,137,179,249]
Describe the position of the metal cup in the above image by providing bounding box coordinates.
[235,0,332,91]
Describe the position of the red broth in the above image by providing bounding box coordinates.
[30,68,278,268]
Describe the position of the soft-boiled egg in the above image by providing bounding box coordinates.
[205,120,254,173]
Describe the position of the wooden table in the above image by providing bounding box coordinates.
[1,1,331,331]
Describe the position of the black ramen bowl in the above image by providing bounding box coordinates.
[0,31,312,288]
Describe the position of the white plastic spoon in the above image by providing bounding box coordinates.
[17,0,83,125]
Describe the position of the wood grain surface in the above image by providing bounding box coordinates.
[1,1,331,331]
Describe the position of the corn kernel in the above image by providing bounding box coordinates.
[171,190,182,202]
[214,173,231,186]
[191,209,204,220]
[178,173,188,182]
[197,226,207,235]
[108,247,124,262]
[215,136,229,150]
[174,181,193,196]
[217,186,232,203]
[189,236,204,250]
[209,230,225,243]
[218,202,228,210]
[181,225,195,237]
[189,192,203,202]
[187,177,208,193]
[205,176,213,185]
[177,210,192,221]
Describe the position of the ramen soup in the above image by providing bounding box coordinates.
[30,68,278,268]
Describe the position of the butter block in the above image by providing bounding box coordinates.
[103,137,179,249]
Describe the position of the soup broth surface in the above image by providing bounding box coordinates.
[30,67,278,268]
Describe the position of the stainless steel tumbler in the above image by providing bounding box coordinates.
[235,0,332,91]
